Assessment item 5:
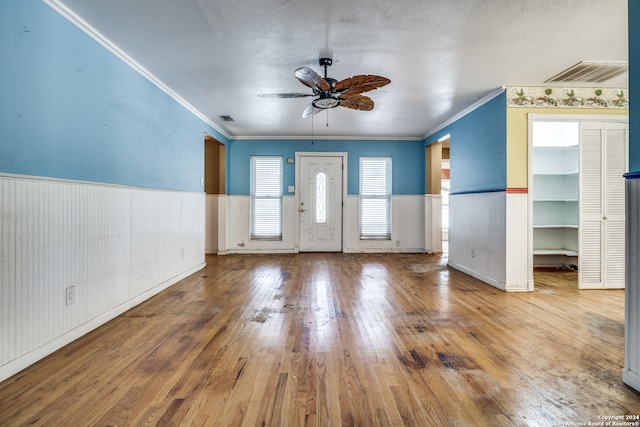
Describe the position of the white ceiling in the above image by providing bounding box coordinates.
[50,0,628,140]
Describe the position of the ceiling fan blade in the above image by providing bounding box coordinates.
[339,95,374,111]
[302,102,323,118]
[335,75,390,96]
[295,67,331,91]
[258,93,314,98]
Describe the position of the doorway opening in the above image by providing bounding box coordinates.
[425,136,449,254]
[204,133,226,254]
[441,142,450,244]
[531,121,579,287]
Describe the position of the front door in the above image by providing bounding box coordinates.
[298,154,343,252]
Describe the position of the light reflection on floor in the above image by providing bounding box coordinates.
[311,263,335,351]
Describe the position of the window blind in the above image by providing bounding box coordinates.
[360,157,392,239]
[250,156,283,240]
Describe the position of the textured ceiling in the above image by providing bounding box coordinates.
[49,0,628,140]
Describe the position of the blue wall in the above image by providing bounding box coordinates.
[0,1,223,192]
[630,0,639,172]
[228,139,425,196]
[423,92,507,194]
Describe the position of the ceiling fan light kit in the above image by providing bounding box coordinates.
[259,57,390,118]
[312,95,340,109]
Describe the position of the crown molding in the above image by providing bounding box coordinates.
[422,87,506,140]
[43,0,232,141]
[231,134,423,141]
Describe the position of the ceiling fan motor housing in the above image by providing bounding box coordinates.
[319,57,332,67]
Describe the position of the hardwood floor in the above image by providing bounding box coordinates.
[1,252,638,426]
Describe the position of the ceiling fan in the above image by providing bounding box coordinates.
[258,58,390,118]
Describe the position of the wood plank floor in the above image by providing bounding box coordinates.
[1,252,639,426]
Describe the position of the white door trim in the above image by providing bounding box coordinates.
[295,152,348,252]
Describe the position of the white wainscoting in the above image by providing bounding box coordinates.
[0,174,205,382]
[217,195,227,254]
[220,195,296,253]
[343,195,425,253]
[218,195,426,254]
[624,177,640,392]
[449,191,507,290]
[205,194,220,254]
[505,192,530,291]
[425,195,443,254]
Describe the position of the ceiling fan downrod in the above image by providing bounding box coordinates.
[319,57,332,78]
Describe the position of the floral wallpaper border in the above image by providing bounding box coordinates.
[506,86,628,109]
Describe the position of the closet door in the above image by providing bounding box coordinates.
[579,122,628,289]
[603,123,627,288]
[579,123,604,288]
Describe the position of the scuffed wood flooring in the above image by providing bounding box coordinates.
[1,252,639,426]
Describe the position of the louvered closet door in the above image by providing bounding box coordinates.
[579,123,604,289]
[603,123,627,289]
[578,122,628,289]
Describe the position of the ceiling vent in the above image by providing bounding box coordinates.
[545,61,627,83]
[219,115,235,122]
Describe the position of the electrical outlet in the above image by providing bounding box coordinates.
[66,286,76,306]
[471,248,476,258]
[181,248,185,260]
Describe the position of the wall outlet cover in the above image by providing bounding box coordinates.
[66,286,76,305]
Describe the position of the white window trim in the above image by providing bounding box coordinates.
[359,156,392,240]
[250,156,283,240]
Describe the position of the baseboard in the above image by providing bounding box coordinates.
[0,262,205,383]
[504,283,530,292]
[447,261,507,291]
[220,248,297,255]
[623,368,640,393]
[343,248,426,254]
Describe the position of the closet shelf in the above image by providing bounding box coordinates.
[533,224,579,229]
[533,249,578,256]
[533,172,579,177]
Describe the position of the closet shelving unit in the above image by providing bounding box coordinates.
[532,144,579,266]
[530,119,627,288]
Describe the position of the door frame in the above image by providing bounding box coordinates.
[294,152,348,252]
